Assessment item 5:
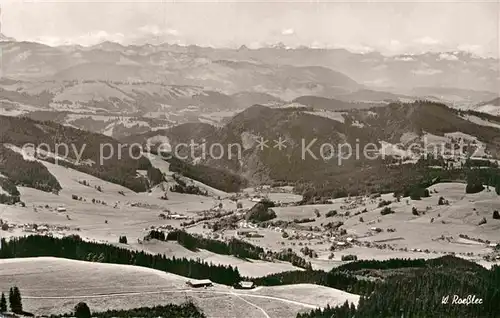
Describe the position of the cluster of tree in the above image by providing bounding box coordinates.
[377,200,392,208]
[464,158,499,168]
[0,176,21,205]
[146,230,312,269]
[168,156,248,192]
[341,254,358,261]
[0,193,21,205]
[466,181,485,194]
[380,207,395,215]
[465,168,500,195]
[0,145,62,193]
[0,287,23,314]
[325,210,337,217]
[267,248,312,270]
[300,246,318,258]
[297,301,356,318]
[118,236,128,244]
[0,235,241,286]
[147,229,264,260]
[293,218,316,224]
[438,196,449,205]
[0,177,19,197]
[408,187,431,200]
[73,302,91,318]
[53,302,205,318]
[246,200,277,222]
[324,221,344,231]
[170,174,208,196]
[336,258,428,271]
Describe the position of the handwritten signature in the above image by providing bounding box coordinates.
[442,295,483,305]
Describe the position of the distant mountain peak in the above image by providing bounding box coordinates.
[0,32,15,42]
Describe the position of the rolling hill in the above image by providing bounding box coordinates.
[125,100,500,199]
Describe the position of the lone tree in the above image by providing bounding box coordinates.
[74,302,91,318]
[9,286,22,313]
[0,292,7,312]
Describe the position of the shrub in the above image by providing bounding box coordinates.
[118,236,128,244]
[380,207,394,215]
[341,254,358,261]
[325,210,338,218]
[314,209,321,217]
[438,197,449,205]
[378,200,392,208]
[478,217,487,226]
[493,210,500,220]
[293,218,315,224]
[412,207,419,216]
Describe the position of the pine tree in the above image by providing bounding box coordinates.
[9,286,22,313]
[0,292,6,312]
[8,288,13,311]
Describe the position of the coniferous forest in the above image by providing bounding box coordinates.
[297,256,500,318]
[0,235,241,286]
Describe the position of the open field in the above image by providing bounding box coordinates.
[0,257,355,317]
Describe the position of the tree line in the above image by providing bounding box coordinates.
[0,235,241,286]
[52,302,205,318]
[146,230,312,269]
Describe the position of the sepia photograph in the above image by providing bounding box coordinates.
[0,0,499,317]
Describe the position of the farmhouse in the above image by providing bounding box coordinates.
[237,281,255,289]
[237,229,258,236]
[169,214,189,220]
[186,279,213,288]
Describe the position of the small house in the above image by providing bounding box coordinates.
[56,207,67,212]
[237,281,255,289]
[37,225,49,232]
[186,279,213,288]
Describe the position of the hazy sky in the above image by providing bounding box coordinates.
[2,0,499,57]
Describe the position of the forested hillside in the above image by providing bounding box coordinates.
[0,115,151,192]
[298,256,500,318]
